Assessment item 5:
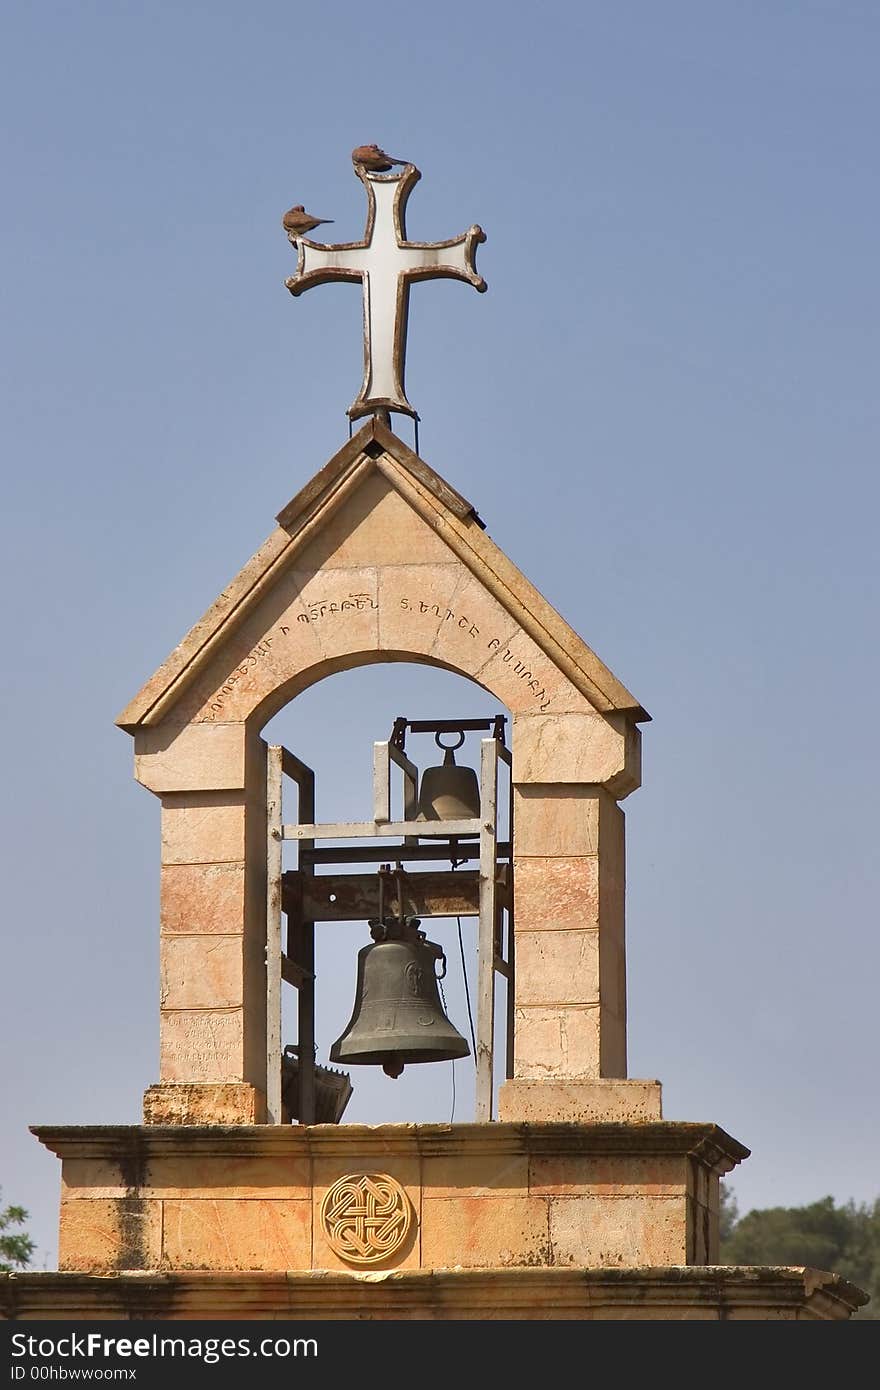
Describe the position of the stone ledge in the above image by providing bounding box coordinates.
[1,1267,867,1321]
[33,1121,749,1170]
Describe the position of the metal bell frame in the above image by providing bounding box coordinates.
[265,716,513,1125]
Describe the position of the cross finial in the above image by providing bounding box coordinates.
[284,158,486,424]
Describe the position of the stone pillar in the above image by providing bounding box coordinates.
[499,710,661,1123]
[134,723,268,1124]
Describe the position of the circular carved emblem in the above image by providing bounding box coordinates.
[320,1172,413,1266]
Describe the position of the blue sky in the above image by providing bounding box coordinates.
[2,1,878,1266]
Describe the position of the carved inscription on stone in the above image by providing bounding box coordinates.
[160,1010,242,1082]
[203,638,274,721]
[199,590,554,720]
[295,592,378,623]
[320,1172,413,1266]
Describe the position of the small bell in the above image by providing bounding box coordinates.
[330,914,470,1078]
[416,731,480,828]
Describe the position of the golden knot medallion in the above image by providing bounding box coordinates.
[320,1172,413,1265]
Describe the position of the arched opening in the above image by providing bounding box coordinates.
[262,659,512,1124]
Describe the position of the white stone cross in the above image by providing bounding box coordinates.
[285,164,486,422]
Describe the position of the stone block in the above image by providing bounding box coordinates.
[549,1195,687,1265]
[420,1196,551,1268]
[515,930,599,1005]
[430,567,520,685]
[61,1161,127,1200]
[160,934,242,1011]
[143,1082,264,1125]
[143,1154,310,1198]
[513,785,624,862]
[477,642,593,719]
[528,1153,681,1197]
[513,1005,601,1078]
[134,723,247,793]
[421,1151,529,1199]
[296,467,454,570]
[181,575,326,726]
[58,1199,161,1273]
[376,561,461,654]
[158,1009,245,1083]
[512,712,640,796]
[513,857,600,932]
[160,863,246,935]
[289,566,380,662]
[161,1198,311,1271]
[160,793,246,864]
[498,1079,662,1123]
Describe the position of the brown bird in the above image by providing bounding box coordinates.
[351,143,407,172]
[281,205,334,241]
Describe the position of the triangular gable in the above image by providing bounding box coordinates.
[117,418,648,731]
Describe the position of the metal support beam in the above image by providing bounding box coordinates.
[373,740,419,823]
[476,737,499,1121]
[265,745,284,1124]
[282,818,480,841]
[300,840,511,866]
[282,867,507,921]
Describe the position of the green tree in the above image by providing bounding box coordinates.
[719,1182,739,1242]
[0,1191,35,1272]
[721,1190,879,1319]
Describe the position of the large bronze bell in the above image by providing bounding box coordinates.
[416,731,481,828]
[330,914,470,1078]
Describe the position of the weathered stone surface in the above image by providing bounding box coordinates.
[142,1153,310,1198]
[421,1196,551,1268]
[513,856,600,932]
[158,1010,245,1084]
[160,863,246,935]
[295,468,454,571]
[515,930,600,1005]
[549,1195,687,1265]
[498,1079,662,1123]
[143,1082,264,1126]
[4,1265,866,1320]
[160,793,247,864]
[160,934,242,1011]
[162,1198,311,1271]
[513,1004,601,1078]
[34,1120,757,1285]
[134,723,246,793]
[513,785,623,859]
[529,1152,679,1197]
[421,1151,529,1199]
[58,1199,161,1272]
[512,711,641,796]
[377,561,462,653]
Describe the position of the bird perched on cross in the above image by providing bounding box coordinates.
[281,205,334,243]
[351,144,408,173]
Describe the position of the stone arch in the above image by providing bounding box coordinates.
[249,648,512,736]
[123,420,647,1125]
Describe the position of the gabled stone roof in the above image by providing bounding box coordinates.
[117,418,648,731]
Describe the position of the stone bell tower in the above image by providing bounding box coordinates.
[5,152,865,1321]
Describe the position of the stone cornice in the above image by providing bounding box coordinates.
[1,1266,867,1320]
[32,1120,749,1170]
